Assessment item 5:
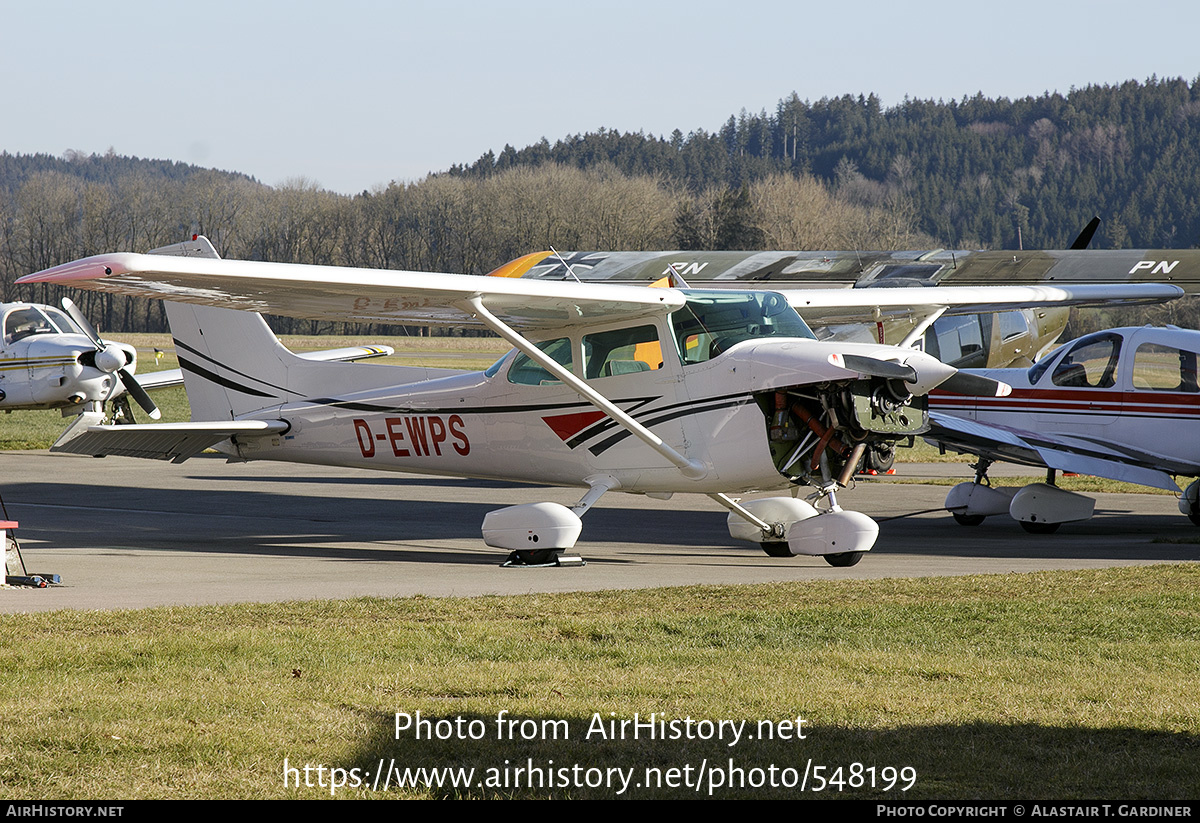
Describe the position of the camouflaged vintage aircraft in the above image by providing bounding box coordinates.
[18,237,1180,568]
[489,219,1200,372]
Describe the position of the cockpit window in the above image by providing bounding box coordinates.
[507,337,574,386]
[997,311,1029,342]
[584,325,663,379]
[42,308,82,335]
[671,290,815,365]
[1132,342,1199,392]
[5,307,56,342]
[1040,333,1122,389]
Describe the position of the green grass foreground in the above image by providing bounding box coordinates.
[2,566,1198,799]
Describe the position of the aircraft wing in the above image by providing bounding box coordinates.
[20,254,1180,333]
[926,411,1182,491]
[782,283,1183,326]
[134,344,397,391]
[135,370,185,391]
[18,254,685,330]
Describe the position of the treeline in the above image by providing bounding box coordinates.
[0,161,925,333]
[454,76,1200,250]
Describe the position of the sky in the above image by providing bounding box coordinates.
[3,0,1200,195]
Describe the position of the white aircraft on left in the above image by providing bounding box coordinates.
[0,300,396,421]
[0,299,160,418]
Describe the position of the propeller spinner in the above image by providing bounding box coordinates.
[62,298,161,419]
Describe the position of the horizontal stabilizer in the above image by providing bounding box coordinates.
[52,415,289,463]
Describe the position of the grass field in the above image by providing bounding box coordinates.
[1,566,1197,799]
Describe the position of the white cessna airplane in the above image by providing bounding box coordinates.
[928,325,1200,532]
[18,238,1181,567]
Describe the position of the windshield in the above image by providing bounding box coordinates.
[42,307,83,335]
[1028,331,1124,386]
[671,290,815,365]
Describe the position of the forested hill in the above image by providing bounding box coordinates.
[0,150,256,192]
[450,76,1200,251]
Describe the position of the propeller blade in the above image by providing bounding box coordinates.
[839,354,918,383]
[61,297,105,350]
[64,298,160,417]
[938,371,1012,397]
[118,369,161,419]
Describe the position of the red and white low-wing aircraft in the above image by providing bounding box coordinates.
[927,325,1200,532]
[17,238,1182,566]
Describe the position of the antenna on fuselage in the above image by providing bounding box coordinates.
[549,246,582,283]
[665,262,692,289]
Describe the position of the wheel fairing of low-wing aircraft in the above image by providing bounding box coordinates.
[927,325,1200,532]
[0,301,144,414]
[18,238,1182,566]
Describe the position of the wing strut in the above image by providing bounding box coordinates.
[465,295,707,480]
[899,306,947,349]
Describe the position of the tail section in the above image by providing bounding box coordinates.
[150,237,459,421]
[164,302,302,420]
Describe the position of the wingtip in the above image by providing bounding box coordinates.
[16,253,131,284]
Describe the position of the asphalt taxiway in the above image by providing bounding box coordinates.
[1,450,1195,613]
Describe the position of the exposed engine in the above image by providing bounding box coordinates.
[759,377,928,486]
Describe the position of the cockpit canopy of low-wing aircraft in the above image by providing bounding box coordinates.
[1027,328,1200,393]
[3,304,83,344]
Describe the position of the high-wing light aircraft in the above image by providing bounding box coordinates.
[926,325,1200,532]
[18,238,1181,567]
